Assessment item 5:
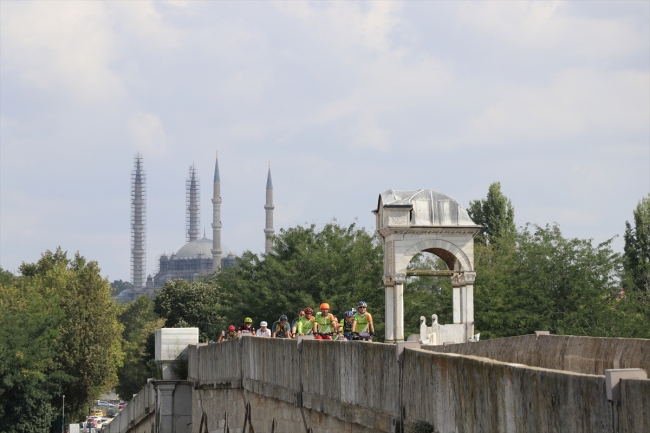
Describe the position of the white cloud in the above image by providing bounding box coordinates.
[1,1,124,103]
[271,2,453,151]
[129,112,169,155]
[456,68,649,146]
[458,1,646,59]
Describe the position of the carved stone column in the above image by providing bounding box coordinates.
[383,275,395,343]
[464,272,476,340]
[394,273,406,342]
[451,273,462,324]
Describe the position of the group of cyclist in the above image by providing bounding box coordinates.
[216,301,374,342]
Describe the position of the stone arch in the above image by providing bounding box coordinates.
[403,239,473,273]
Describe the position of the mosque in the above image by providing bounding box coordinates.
[119,153,275,301]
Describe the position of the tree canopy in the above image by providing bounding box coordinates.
[210,222,385,338]
[12,249,123,422]
[468,182,515,246]
[624,194,650,293]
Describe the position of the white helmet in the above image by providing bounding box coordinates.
[260,321,268,327]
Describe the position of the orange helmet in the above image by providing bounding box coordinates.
[320,303,330,310]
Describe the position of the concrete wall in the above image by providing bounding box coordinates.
[619,378,650,433]
[194,388,380,433]
[114,335,648,433]
[104,381,192,433]
[423,334,650,375]
[403,349,612,433]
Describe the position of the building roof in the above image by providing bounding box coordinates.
[174,237,231,259]
[375,189,477,226]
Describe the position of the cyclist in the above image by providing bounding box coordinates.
[238,317,256,335]
[296,307,316,336]
[218,325,238,341]
[291,309,305,338]
[314,303,336,340]
[257,321,271,337]
[339,310,355,340]
[272,315,292,338]
[351,301,374,341]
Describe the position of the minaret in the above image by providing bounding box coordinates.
[186,164,201,242]
[264,163,275,254]
[211,152,223,269]
[131,153,146,290]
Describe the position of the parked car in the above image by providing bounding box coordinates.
[118,402,126,409]
[107,409,118,418]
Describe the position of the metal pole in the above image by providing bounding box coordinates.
[62,395,65,433]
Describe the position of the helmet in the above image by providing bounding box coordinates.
[304,307,314,314]
[228,325,235,332]
[344,310,354,318]
[280,315,288,322]
[244,317,253,323]
[358,301,367,308]
[320,302,330,310]
[260,321,268,327]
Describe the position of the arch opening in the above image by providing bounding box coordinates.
[404,252,454,337]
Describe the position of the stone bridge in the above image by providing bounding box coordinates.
[104,334,649,433]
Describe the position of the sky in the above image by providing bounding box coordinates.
[1,1,649,283]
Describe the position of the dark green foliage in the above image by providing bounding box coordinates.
[0,276,66,433]
[154,280,221,342]
[623,195,650,294]
[408,420,436,433]
[115,296,163,400]
[468,182,515,246]
[15,248,123,421]
[208,222,385,339]
[621,194,650,338]
[474,224,638,338]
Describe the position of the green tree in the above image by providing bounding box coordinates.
[207,222,385,339]
[154,280,222,342]
[475,224,627,338]
[468,182,515,246]
[620,194,650,338]
[115,296,163,400]
[624,194,650,293]
[19,249,123,419]
[0,274,68,433]
[110,279,134,296]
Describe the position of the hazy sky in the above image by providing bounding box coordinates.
[2,1,649,282]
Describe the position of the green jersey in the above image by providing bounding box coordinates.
[314,312,335,334]
[297,316,315,335]
[353,312,373,333]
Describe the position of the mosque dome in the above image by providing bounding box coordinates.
[375,189,478,226]
[174,237,231,259]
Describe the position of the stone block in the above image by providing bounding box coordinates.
[155,328,199,361]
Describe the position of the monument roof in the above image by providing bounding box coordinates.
[375,189,477,226]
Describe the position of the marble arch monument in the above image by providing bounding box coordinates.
[373,189,482,343]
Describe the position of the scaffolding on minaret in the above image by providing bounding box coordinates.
[211,152,223,269]
[187,164,201,242]
[131,153,146,290]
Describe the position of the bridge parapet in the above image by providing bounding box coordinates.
[111,334,648,433]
